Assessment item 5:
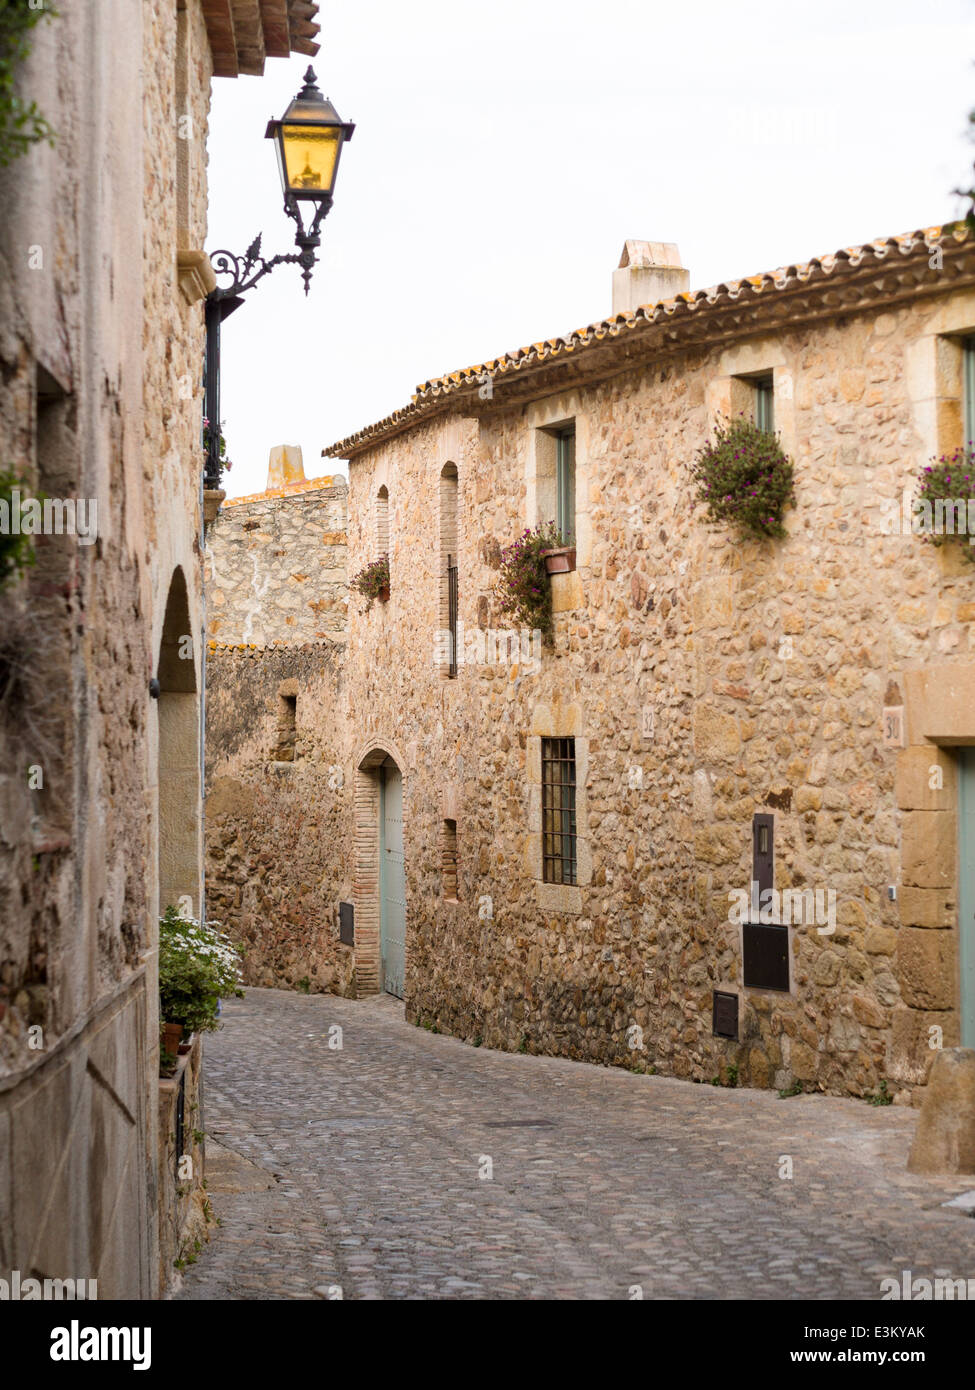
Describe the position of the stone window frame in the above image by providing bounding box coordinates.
[525,392,591,615]
[907,306,975,457]
[706,340,796,461]
[903,295,975,576]
[527,701,590,914]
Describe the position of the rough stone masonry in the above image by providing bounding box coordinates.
[206,227,975,1105]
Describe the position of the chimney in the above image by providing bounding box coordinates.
[266,444,305,490]
[612,241,689,315]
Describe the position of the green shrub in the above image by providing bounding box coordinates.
[0,470,37,591]
[690,416,796,540]
[0,1,56,167]
[158,906,243,1035]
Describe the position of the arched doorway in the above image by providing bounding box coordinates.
[353,741,407,998]
[157,567,201,919]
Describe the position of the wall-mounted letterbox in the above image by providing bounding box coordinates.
[339,901,354,946]
[742,921,790,992]
[712,991,739,1040]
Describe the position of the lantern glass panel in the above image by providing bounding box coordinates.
[281,125,341,195]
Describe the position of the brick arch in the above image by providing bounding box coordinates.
[352,740,406,995]
[354,736,408,772]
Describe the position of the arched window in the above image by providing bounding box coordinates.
[376,485,389,561]
[439,464,458,677]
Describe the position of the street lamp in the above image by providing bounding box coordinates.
[203,66,354,491]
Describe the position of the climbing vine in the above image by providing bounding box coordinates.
[0,0,56,168]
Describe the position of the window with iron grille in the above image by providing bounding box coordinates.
[447,554,458,678]
[542,736,577,884]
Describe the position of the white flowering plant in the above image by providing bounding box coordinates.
[159,906,244,1036]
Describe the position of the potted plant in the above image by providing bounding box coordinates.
[539,536,576,574]
[690,415,796,539]
[495,521,562,635]
[158,906,244,1070]
[202,416,232,482]
[915,448,975,562]
[351,554,390,608]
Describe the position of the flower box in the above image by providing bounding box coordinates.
[540,546,576,575]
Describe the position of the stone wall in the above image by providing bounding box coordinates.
[0,0,212,1298]
[0,0,306,1298]
[206,479,348,645]
[327,253,975,1102]
[157,1034,209,1290]
[205,643,355,996]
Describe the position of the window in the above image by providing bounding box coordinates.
[754,375,774,434]
[274,694,297,762]
[556,428,576,543]
[439,464,458,678]
[965,337,975,446]
[442,819,458,900]
[542,737,577,884]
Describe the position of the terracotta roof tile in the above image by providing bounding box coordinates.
[324,222,970,461]
[222,475,343,508]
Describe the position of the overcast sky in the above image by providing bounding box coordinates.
[206,0,975,498]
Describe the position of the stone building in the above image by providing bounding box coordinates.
[205,224,975,1103]
[204,453,354,993]
[0,0,319,1299]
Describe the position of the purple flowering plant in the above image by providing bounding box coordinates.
[914,447,975,559]
[495,521,561,633]
[351,553,390,607]
[690,415,795,540]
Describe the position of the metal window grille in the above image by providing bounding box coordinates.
[556,429,576,543]
[542,736,577,885]
[965,338,975,447]
[755,376,774,434]
[447,554,458,679]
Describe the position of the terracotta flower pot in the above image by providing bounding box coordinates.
[541,546,576,575]
[377,585,390,602]
[161,1021,183,1058]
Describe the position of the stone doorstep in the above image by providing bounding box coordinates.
[204,1137,276,1195]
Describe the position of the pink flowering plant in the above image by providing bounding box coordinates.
[915,448,975,560]
[690,416,795,540]
[351,553,390,607]
[202,416,232,478]
[495,521,561,633]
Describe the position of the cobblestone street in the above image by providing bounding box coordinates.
[176,988,975,1301]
